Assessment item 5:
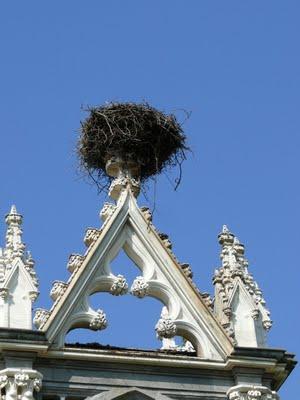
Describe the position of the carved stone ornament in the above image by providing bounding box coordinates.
[100,202,116,222]
[155,306,177,339]
[110,274,128,296]
[251,308,260,320]
[67,253,85,273]
[180,263,193,280]
[50,280,68,301]
[227,385,279,400]
[247,390,262,400]
[0,368,42,400]
[201,292,214,310]
[263,320,272,331]
[36,185,234,359]
[213,225,273,346]
[33,308,50,329]
[89,309,107,331]
[0,206,39,295]
[0,287,8,300]
[140,206,152,223]
[109,176,140,200]
[158,233,172,250]
[229,391,241,400]
[84,228,101,247]
[130,276,149,298]
[28,290,39,303]
[155,316,177,339]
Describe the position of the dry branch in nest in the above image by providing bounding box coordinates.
[78,102,189,192]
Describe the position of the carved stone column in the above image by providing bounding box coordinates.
[227,385,279,400]
[0,368,42,400]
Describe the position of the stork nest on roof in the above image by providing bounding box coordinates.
[78,102,188,192]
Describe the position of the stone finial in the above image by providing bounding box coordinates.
[5,205,25,259]
[218,225,235,246]
[213,226,272,347]
[106,158,141,201]
[222,224,229,233]
[0,206,39,329]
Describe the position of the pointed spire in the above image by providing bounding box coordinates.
[0,205,39,328]
[10,204,17,214]
[213,225,272,347]
[5,204,25,258]
[222,224,229,233]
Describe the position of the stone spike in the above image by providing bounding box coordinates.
[222,224,230,233]
[5,204,22,226]
[233,236,240,244]
[5,205,24,255]
[10,204,17,214]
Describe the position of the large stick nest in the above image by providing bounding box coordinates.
[78,102,188,191]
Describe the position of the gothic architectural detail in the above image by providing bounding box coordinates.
[0,206,39,329]
[213,225,272,347]
[201,292,214,310]
[110,274,128,295]
[158,233,172,250]
[0,182,295,399]
[28,290,39,302]
[84,228,102,248]
[33,308,50,329]
[108,175,140,200]
[130,276,149,298]
[34,184,234,358]
[227,385,279,400]
[50,280,68,301]
[89,309,107,331]
[140,206,152,223]
[180,262,193,280]
[155,307,177,339]
[0,126,295,399]
[67,253,85,273]
[0,368,42,400]
[0,288,8,300]
[100,202,117,223]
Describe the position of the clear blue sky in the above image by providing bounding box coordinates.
[0,1,299,397]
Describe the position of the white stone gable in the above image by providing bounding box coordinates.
[37,181,233,360]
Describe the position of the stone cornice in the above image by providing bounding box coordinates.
[38,346,295,387]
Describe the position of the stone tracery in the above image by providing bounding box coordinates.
[32,173,228,357]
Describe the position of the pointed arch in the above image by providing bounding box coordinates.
[40,189,233,360]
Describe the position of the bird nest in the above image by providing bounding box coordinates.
[78,102,188,191]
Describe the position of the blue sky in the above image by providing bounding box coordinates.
[0,1,299,397]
